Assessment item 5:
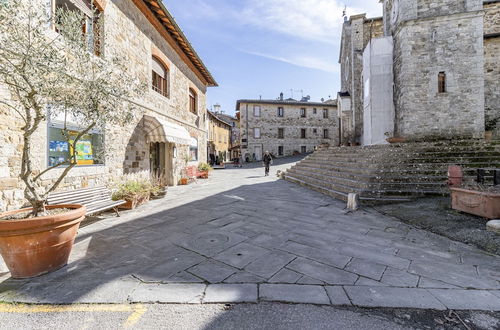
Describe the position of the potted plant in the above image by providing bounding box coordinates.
[385,132,406,144]
[112,180,154,210]
[197,162,212,179]
[150,172,167,199]
[0,2,139,278]
[450,183,500,219]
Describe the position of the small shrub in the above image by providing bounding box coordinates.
[198,162,213,172]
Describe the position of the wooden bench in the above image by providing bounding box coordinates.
[48,186,126,216]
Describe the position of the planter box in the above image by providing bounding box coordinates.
[450,187,500,219]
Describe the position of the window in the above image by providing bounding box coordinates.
[254,127,261,138]
[278,146,284,156]
[301,128,306,139]
[152,57,169,97]
[323,109,329,118]
[189,138,198,161]
[54,0,103,56]
[313,128,317,134]
[253,105,261,117]
[300,108,306,118]
[438,72,446,93]
[313,108,317,114]
[323,129,329,139]
[301,146,307,153]
[189,88,197,114]
[277,107,284,117]
[278,128,284,139]
[48,125,104,167]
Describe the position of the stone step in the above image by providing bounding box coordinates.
[288,166,449,185]
[288,168,447,192]
[285,171,445,198]
[298,159,500,170]
[285,140,500,204]
[309,154,500,163]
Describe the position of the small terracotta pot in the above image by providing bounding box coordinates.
[386,137,406,143]
[0,204,85,278]
[179,178,188,185]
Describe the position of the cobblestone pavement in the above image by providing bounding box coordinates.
[1,156,499,310]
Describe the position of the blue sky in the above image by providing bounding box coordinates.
[164,0,382,115]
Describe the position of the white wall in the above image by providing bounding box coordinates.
[363,37,395,145]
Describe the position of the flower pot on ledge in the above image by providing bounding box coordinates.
[386,137,406,144]
[0,204,86,278]
[450,187,500,219]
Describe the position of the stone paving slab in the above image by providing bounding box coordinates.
[203,284,258,303]
[427,289,500,311]
[344,286,446,310]
[259,284,331,305]
[129,284,206,304]
[1,157,500,310]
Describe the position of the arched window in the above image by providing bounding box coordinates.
[189,88,197,114]
[152,57,169,97]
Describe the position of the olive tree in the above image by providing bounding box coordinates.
[0,0,142,216]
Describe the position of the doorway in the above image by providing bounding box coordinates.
[254,145,262,161]
[149,142,166,178]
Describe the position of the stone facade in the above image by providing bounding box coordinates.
[339,0,500,143]
[237,98,338,160]
[387,0,485,140]
[0,0,216,211]
[338,15,383,144]
[207,111,232,163]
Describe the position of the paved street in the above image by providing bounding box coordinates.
[1,156,500,311]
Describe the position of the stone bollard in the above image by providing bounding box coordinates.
[486,220,500,234]
[347,193,359,211]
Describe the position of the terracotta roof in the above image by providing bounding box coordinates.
[236,99,337,110]
[207,110,232,127]
[140,0,217,86]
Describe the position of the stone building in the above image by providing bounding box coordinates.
[0,0,217,211]
[338,14,384,144]
[207,110,231,164]
[212,110,241,160]
[237,95,339,161]
[338,0,500,144]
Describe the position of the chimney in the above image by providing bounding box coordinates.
[279,92,284,101]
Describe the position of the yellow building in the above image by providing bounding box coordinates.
[207,111,231,164]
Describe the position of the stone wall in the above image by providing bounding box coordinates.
[240,101,338,159]
[338,15,383,144]
[393,11,485,140]
[484,1,500,136]
[0,0,210,211]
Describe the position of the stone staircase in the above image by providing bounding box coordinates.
[284,140,500,204]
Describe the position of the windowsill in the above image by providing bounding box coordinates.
[436,92,449,96]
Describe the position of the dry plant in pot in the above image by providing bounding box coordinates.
[112,173,157,209]
[0,1,141,278]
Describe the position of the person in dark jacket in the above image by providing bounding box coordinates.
[262,150,273,176]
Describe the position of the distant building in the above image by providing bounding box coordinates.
[236,94,339,161]
[212,111,241,160]
[207,110,231,164]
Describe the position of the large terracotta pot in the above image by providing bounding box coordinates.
[0,204,85,278]
[450,188,500,219]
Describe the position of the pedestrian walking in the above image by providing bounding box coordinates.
[262,150,273,176]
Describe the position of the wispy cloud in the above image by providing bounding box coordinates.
[242,50,339,73]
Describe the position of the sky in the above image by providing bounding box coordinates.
[164,0,382,116]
